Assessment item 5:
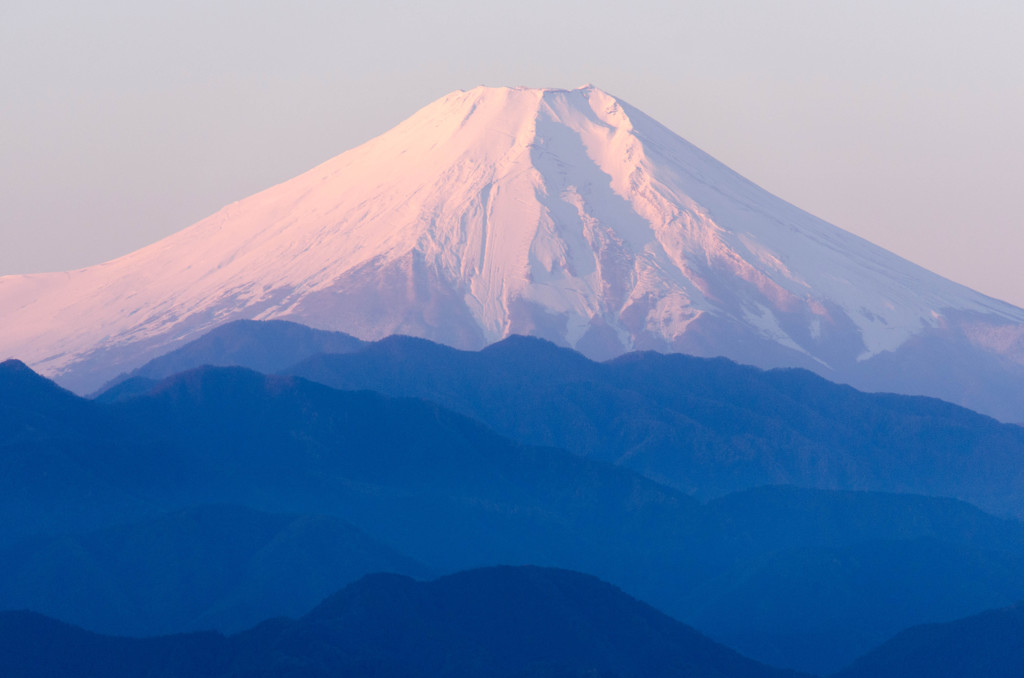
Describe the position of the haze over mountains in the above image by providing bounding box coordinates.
[2,85,1024,420]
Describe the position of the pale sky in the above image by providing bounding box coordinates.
[3,1,1023,306]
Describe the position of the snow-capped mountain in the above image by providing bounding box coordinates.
[3,85,1024,419]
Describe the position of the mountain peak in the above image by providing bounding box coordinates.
[0,357,85,416]
[0,358,64,393]
[4,85,1024,419]
[0,358,33,374]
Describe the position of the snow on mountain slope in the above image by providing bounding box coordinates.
[3,85,1024,418]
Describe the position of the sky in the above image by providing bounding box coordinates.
[3,0,1023,306]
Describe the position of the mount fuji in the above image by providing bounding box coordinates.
[3,85,1024,419]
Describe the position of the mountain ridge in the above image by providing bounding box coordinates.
[275,328,1024,517]
[835,601,1024,678]
[0,566,808,678]
[93,321,1024,517]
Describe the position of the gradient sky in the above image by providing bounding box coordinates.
[3,1,1023,305]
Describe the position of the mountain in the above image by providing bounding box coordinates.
[835,601,1024,678]
[0,566,806,678]
[0,505,427,637]
[11,362,1024,672]
[2,85,1023,419]
[0,611,226,678]
[1,361,699,562]
[93,319,366,397]
[0,360,706,631]
[268,332,1024,518]
[0,358,91,431]
[688,487,1024,673]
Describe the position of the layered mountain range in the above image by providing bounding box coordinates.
[7,328,1024,674]
[2,85,1023,419]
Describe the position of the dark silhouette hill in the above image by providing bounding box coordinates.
[93,319,365,398]
[0,505,427,636]
[835,601,1024,678]
[1,358,98,440]
[0,566,806,678]
[0,611,227,678]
